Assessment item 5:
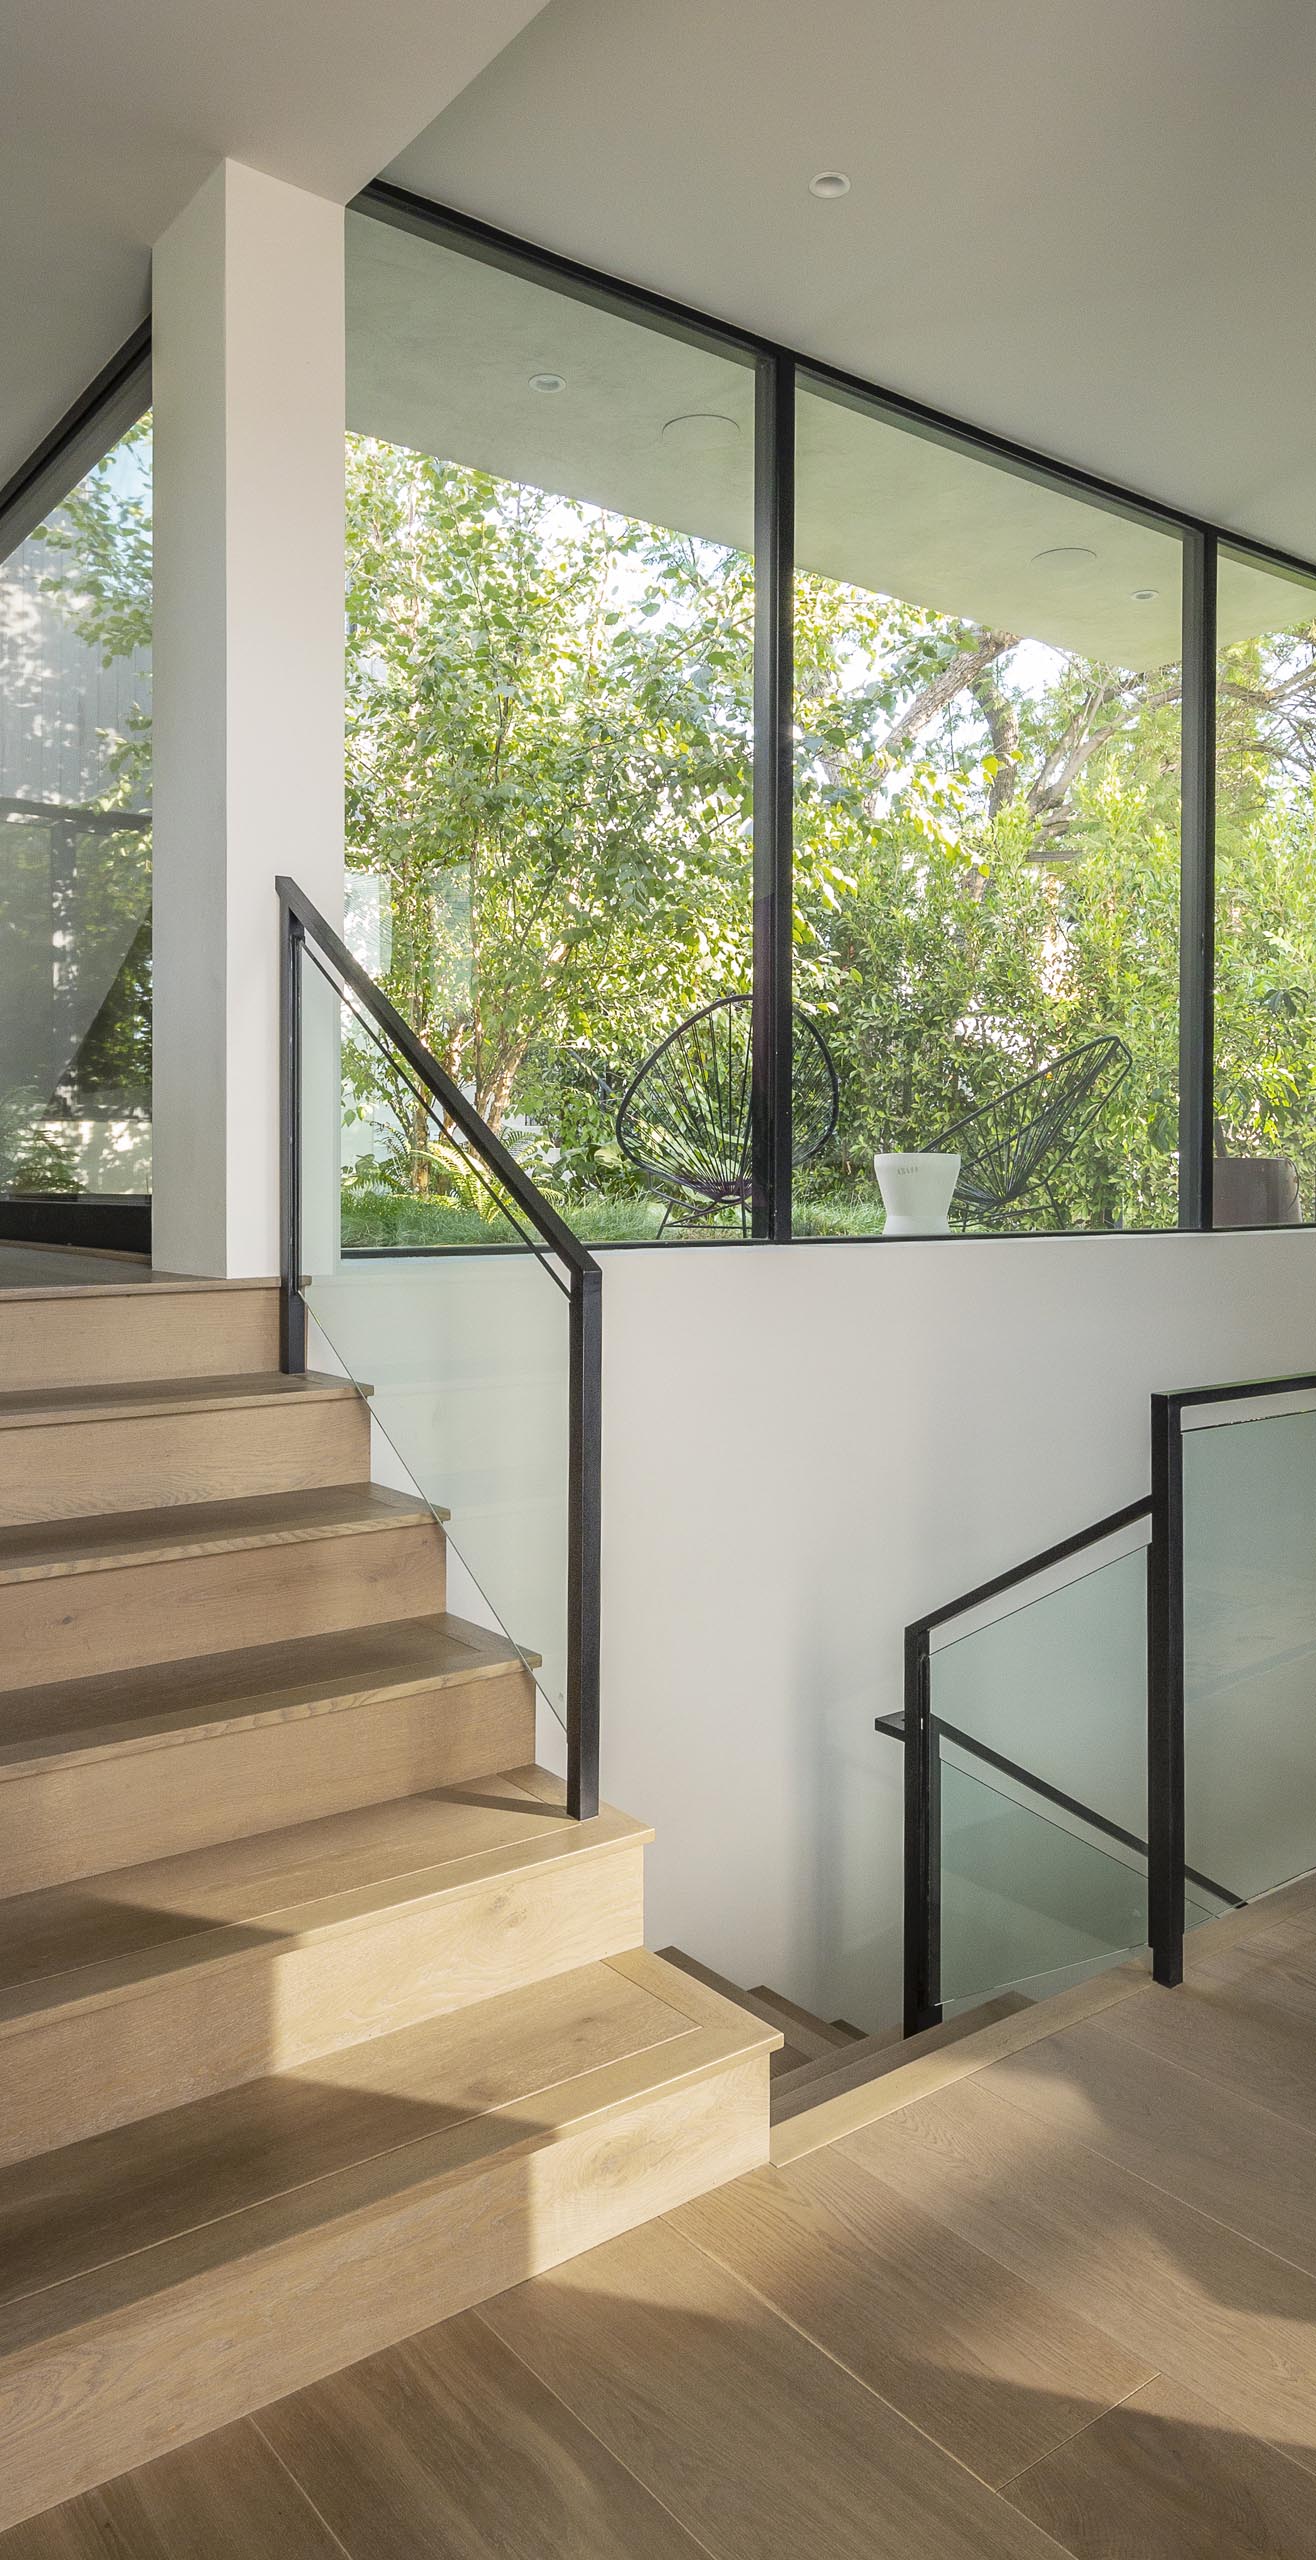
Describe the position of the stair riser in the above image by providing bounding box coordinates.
[0,1666,537,1895]
[0,1841,646,2164]
[0,2049,768,2533]
[0,1522,445,1684]
[0,1396,369,1527]
[0,1287,281,1390]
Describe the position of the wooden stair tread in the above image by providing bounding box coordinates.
[0,1966,766,2370]
[0,1612,524,1772]
[748,1986,863,2050]
[657,1948,796,2040]
[0,1955,712,2325]
[656,1950,812,2072]
[0,1274,276,1305]
[0,1770,652,2018]
[0,1482,442,1587]
[0,1372,359,1430]
[767,2022,906,2100]
[770,1992,1035,2123]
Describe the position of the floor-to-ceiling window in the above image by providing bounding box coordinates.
[792,377,1185,1236]
[1213,547,1316,1226]
[0,410,152,1220]
[338,189,1316,1252]
[343,210,756,1246]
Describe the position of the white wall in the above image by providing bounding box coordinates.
[597,1228,1316,2027]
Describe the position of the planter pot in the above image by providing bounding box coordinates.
[1213,1156,1301,1228]
[874,1151,961,1238]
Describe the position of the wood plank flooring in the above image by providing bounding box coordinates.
[13,1870,1316,2558]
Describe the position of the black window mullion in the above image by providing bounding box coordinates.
[752,349,795,1241]
[1179,528,1217,1231]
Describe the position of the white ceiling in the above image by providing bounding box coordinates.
[0,0,550,495]
[13,0,1316,595]
[386,0,1316,571]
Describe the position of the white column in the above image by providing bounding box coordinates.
[151,161,345,1277]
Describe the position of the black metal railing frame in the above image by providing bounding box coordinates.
[899,1498,1153,2034]
[276,875,602,1822]
[1148,1368,1316,1989]
[900,1367,1316,2031]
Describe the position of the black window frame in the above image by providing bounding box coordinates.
[0,324,154,1259]
[18,186,1316,1247]
[351,177,1316,1247]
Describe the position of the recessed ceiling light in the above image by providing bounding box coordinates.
[809,171,851,199]
[1031,545,1099,567]
[1132,587,1159,601]
[528,372,566,394]
[661,412,742,449]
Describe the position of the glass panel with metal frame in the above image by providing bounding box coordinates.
[928,1523,1157,2007]
[295,943,577,1747]
[343,204,757,1251]
[921,1512,1229,2011]
[0,415,152,1214]
[1181,1387,1316,1905]
[792,374,1184,1239]
[929,1526,1151,1839]
[939,1745,1220,2014]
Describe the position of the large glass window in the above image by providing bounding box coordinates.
[1213,549,1316,1227]
[793,379,1184,1236]
[0,416,152,1211]
[343,212,755,1247]
[339,204,1316,1253]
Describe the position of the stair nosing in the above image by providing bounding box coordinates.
[0,1801,654,2034]
[0,1373,363,1432]
[0,2017,758,2365]
[0,1276,278,1306]
[0,1613,527,1779]
[0,1485,444,1587]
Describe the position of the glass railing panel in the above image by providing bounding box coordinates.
[929,1536,1149,1848]
[1182,1398,1316,1905]
[296,950,572,1725]
[939,1749,1151,2011]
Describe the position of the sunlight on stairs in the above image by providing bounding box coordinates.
[0,1275,772,2531]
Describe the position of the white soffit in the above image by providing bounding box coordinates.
[0,0,551,496]
[347,216,756,554]
[350,216,1305,668]
[387,0,1316,581]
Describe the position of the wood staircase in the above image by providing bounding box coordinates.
[660,1947,1031,2134]
[0,1275,774,2535]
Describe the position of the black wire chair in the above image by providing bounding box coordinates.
[615,995,839,1233]
[935,1035,1132,1225]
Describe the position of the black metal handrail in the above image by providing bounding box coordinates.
[900,1498,1153,2033]
[900,1365,1316,2034]
[276,876,602,1821]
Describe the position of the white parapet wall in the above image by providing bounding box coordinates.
[596,1227,1316,2027]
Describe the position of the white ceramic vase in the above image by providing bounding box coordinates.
[873,1151,961,1238]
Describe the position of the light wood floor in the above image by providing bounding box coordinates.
[0,1246,158,1290]
[11,1876,1316,2559]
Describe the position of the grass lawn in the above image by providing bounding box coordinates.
[340,1187,895,1249]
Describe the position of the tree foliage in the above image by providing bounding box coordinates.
[40,415,1316,1236]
